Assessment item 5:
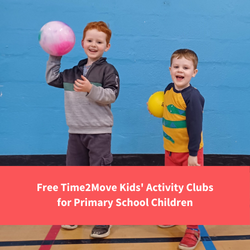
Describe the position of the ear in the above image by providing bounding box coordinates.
[81,39,84,48]
[192,69,198,77]
[105,43,111,52]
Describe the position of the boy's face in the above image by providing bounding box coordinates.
[82,29,110,64]
[169,57,198,91]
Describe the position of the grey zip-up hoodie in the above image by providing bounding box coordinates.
[46,55,120,134]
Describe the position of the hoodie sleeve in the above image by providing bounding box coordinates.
[45,55,64,88]
[87,65,120,105]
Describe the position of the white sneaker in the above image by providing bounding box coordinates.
[61,225,78,230]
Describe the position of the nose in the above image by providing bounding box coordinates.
[91,41,97,47]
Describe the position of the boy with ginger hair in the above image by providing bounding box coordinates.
[45,21,120,238]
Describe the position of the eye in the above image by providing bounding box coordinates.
[97,41,102,44]
[184,67,189,70]
[173,66,178,69]
[87,39,92,42]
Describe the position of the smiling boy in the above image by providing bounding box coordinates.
[45,21,120,239]
[163,49,204,167]
[150,49,205,250]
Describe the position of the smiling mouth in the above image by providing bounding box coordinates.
[176,76,184,80]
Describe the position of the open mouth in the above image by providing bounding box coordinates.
[176,76,184,80]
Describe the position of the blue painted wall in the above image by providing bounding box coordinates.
[1,0,250,155]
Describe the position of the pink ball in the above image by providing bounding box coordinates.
[39,21,75,56]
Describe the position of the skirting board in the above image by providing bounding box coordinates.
[0,154,249,166]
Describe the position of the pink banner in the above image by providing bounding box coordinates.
[0,166,249,225]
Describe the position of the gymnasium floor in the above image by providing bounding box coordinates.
[0,225,249,249]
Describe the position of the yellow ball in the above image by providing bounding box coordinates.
[148,91,164,118]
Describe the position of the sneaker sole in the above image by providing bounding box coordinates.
[158,225,175,228]
[90,225,112,238]
[61,225,78,230]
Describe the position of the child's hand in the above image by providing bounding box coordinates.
[188,155,200,166]
[146,102,153,115]
[74,75,92,93]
